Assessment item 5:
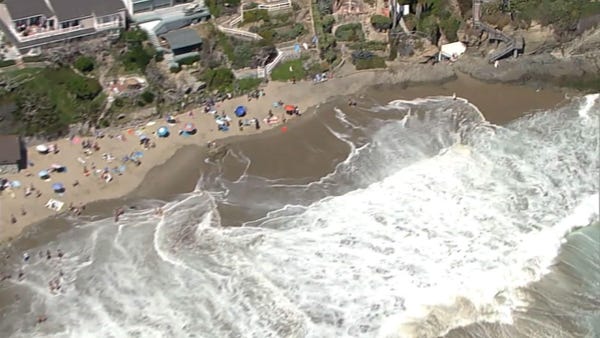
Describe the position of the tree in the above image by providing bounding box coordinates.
[371,15,392,32]
[74,56,95,73]
[322,15,336,33]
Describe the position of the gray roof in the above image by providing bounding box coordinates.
[4,0,53,20]
[162,29,203,51]
[0,135,21,165]
[50,0,125,21]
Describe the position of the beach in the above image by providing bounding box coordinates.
[0,65,597,337]
[0,65,567,243]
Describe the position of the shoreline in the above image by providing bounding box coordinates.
[0,66,572,244]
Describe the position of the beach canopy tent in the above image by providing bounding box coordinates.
[157,126,170,137]
[36,144,49,154]
[183,122,196,134]
[439,42,466,61]
[51,164,66,172]
[38,170,50,179]
[52,182,65,193]
[235,106,247,117]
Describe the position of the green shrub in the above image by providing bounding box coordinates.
[322,15,335,33]
[74,56,95,73]
[155,50,164,62]
[169,65,181,73]
[243,9,269,24]
[348,40,388,51]
[121,44,155,72]
[141,90,155,103]
[439,16,461,42]
[236,77,262,93]
[354,56,386,70]
[0,59,16,67]
[202,67,235,91]
[22,55,45,63]
[334,23,364,42]
[370,15,392,32]
[121,28,148,43]
[178,54,200,66]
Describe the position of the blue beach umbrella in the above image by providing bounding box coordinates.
[234,106,247,117]
[157,126,169,137]
[52,182,65,193]
[38,170,50,179]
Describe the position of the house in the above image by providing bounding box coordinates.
[161,28,202,56]
[0,0,127,53]
[0,135,22,174]
[122,0,197,15]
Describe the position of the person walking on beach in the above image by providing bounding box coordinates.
[10,214,16,224]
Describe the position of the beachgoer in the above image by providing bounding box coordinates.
[10,214,16,224]
[21,207,26,216]
[36,191,42,198]
[73,180,79,187]
[238,119,243,131]
[46,250,51,260]
[57,249,64,258]
[452,92,457,100]
[23,252,30,262]
[255,118,260,130]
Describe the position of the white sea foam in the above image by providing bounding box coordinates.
[2,95,598,338]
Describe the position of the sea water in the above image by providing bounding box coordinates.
[0,94,598,338]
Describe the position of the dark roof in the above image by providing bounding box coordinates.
[0,135,21,164]
[4,0,53,20]
[50,0,125,21]
[162,29,203,51]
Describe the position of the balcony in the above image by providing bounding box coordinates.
[95,20,122,30]
[15,25,85,42]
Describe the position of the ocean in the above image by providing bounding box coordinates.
[0,93,598,338]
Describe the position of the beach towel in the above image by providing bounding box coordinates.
[45,199,64,212]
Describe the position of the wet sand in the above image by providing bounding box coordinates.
[365,73,568,124]
[0,73,569,245]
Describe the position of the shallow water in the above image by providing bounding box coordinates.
[0,94,598,338]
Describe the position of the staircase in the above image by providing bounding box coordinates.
[473,0,523,62]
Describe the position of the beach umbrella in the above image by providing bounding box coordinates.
[139,134,149,140]
[157,126,169,137]
[166,115,177,124]
[234,106,247,117]
[51,164,66,172]
[36,144,49,153]
[52,182,65,193]
[10,180,21,188]
[38,170,50,179]
[183,122,196,133]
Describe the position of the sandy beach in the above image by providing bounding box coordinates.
[0,66,569,243]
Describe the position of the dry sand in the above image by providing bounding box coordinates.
[0,69,569,243]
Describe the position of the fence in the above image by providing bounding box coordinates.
[216,25,262,40]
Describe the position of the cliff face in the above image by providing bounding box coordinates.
[453,26,600,88]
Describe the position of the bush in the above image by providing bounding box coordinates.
[439,16,461,42]
[121,28,148,43]
[0,59,16,67]
[243,9,269,24]
[370,15,392,32]
[334,23,364,42]
[22,55,45,63]
[66,76,102,100]
[74,56,95,73]
[322,15,335,33]
[121,44,155,72]
[348,40,388,51]
[202,67,235,91]
[354,56,386,70]
[169,65,181,73]
[236,77,262,93]
[178,54,200,66]
[155,50,164,62]
[141,90,155,103]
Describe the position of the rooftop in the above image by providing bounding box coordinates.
[4,0,53,20]
[0,135,21,165]
[49,0,125,21]
[162,28,203,50]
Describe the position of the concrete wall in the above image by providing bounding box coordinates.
[0,163,18,174]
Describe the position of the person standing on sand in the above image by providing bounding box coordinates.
[10,214,16,224]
